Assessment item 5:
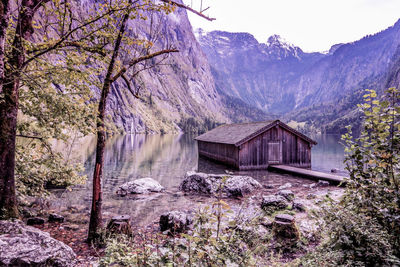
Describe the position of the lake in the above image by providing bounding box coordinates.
[53,134,346,226]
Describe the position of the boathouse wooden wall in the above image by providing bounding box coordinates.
[197,141,239,168]
[281,128,311,168]
[238,125,311,170]
[198,125,312,170]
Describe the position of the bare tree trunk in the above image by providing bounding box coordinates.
[87,13,129,242]
[0,0,44,219]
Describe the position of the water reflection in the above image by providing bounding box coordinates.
[83,134,198,192]
[311,134,346,174]
[54,133,345,226]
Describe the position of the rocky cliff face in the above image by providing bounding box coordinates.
[385,44,400,89]
[198,20,400,119]
[103,5,230,133]
[86,1,266,134]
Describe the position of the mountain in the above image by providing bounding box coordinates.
[197,30,325,113]
[95,2,269,134]
[198,20,400,132]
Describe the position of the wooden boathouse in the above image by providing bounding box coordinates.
[195,120,317,170]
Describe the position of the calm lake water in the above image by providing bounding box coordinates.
[53,134,346,226]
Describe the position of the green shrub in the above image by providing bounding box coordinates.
[302,200,399,266]
[302,88,400,266]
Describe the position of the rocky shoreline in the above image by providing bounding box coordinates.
[1,171,344,266]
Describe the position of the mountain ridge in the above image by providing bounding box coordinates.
[197,18,400,132]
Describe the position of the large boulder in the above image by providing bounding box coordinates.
[180,171,261,197]
[117,177,164,195]
[159,211,193,234]
[224,175,262,197]
[0,220,76,266]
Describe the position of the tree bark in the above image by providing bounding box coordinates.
[87,13,129,242]
[0,0,45,219]
[0,0,11,93]
[0,0,14,219]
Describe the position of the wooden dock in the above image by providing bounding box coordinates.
[268,165,347,185]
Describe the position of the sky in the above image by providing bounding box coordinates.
[182,0,400,52]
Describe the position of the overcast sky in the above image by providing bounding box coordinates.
[182,0,400,52]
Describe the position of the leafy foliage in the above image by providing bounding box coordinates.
[303,201,399,266]
[6,0,175,198]
[302,88,400,266]
[15,140,86,196]
[14,29,100,196]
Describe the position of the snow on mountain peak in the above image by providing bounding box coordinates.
[266,34,296,50]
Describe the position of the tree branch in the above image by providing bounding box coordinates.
[111,49,179,83]
[160,0,216,21]
[22,7,125,68]
[121,74,140,99]
[28,41,107,56]
[16,134,43,140]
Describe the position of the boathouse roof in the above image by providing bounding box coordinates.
[195,120,317,146]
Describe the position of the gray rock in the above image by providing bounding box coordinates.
[292,200,306,212]
[261,195,289,211]
[27,217,45,226]
[275,214,294,223]
[117,190,127,197]
[278,182,292,190]
[260,217,273,228]
[179,172,213,194]
[277,190,294,201]
[117,178,164,195]
[310,180,330,188]
[331,168,339,173]
[306,193,317,199]
[263,184,274,189]
[316,180,330,187]
[0,220,76,266]
[224,175,262,197]
[159,211,193,234]
[180,171,261,197]
[48,213,64,223]
[64,224,80,231]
